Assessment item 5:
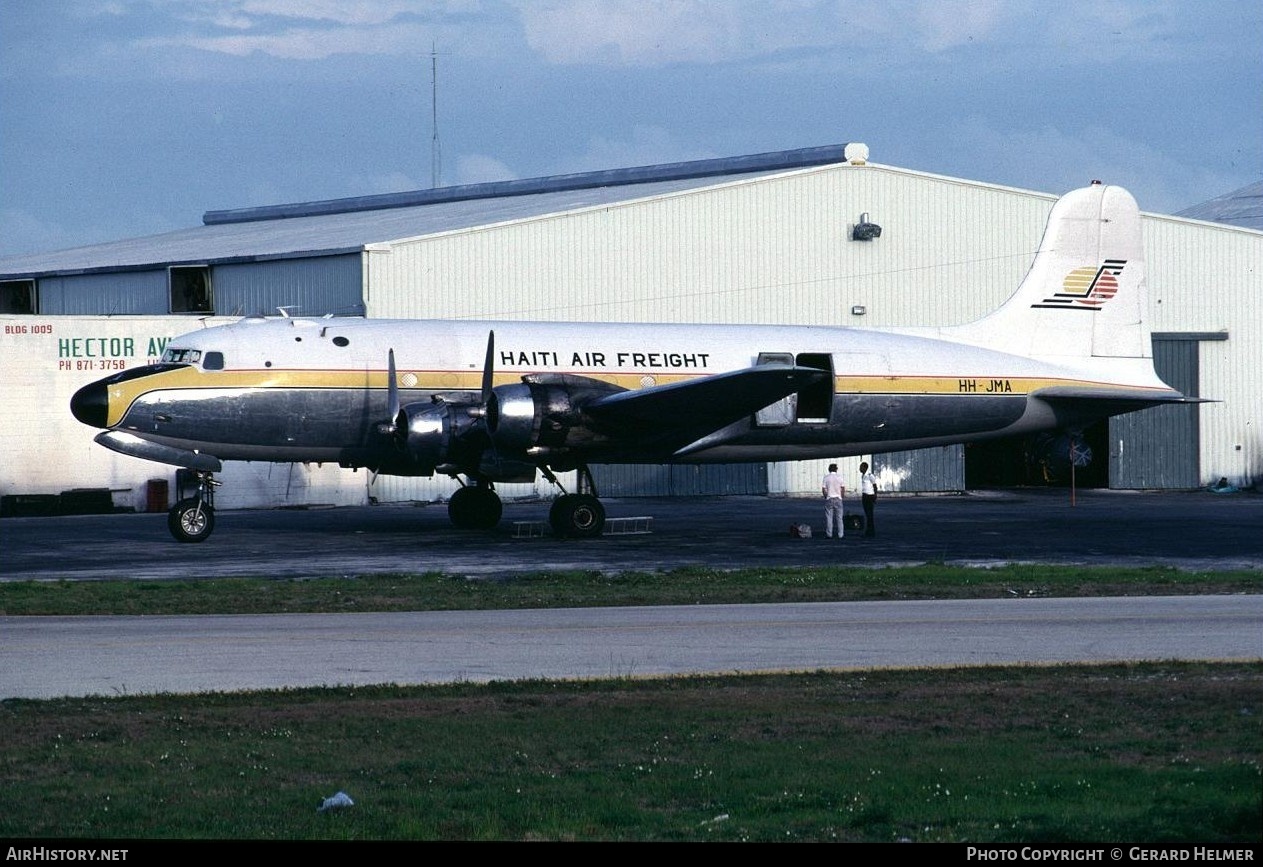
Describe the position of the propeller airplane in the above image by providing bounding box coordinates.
[70,182,1186,541]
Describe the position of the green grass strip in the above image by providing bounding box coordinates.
[2,663,1258,841]
[2,564,1260,616]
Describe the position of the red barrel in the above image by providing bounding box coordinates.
[145,478,169,513]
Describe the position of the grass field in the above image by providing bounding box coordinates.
[2,664,1259,841]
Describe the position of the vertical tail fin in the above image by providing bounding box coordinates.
[947,182,1150,360]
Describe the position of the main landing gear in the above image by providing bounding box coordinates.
[447,480,503,530]
[446,466,607,538]
[544,465,606,539]
[168,471,221,543]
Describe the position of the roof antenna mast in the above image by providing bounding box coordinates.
[430,40,442,188]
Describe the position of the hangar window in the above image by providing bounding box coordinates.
[0,280,36,314]
[170,266,213,314]
[203,351,225,370]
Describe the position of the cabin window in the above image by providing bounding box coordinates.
[332,336,350,347]
[170,266,213,313]
[0,280,36,314]
[203,351,225,370]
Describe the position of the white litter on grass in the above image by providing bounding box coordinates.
[318,791,354,812]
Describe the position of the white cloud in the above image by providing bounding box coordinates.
[512,0,1235,70]
[515,0,848,67]
[565,126,718,172]
[510,1,1032,67]
[447,130,714,187]
[235,0,421,27]
[138,21,432,60]
[168,0,441,28]
[116,1,502,62]
[912,0,1006,52]
[454,154,518,185]
[0,208,173,258]
[940,117,1231,213]
[364,170,425,193]
[0,209,72,258]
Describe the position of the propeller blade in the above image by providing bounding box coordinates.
[376,348,401,436]
[387,348,401,423]
[481,330,495,406]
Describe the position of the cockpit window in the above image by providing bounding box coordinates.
[203,351,225,370]
[161,348,202,364]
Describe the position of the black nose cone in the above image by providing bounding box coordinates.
[71,381,109,428]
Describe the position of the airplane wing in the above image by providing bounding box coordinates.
[582,364,828,450]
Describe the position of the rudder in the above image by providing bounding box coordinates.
[947,182,1149,361]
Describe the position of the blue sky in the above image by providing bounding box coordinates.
[2,0,1259,257]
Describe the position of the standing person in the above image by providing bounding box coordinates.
[859,461,878,538]
[822,463,845,539]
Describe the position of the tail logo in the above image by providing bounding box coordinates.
[1032,259,1126,310]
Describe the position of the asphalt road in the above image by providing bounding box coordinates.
[3,595,1260,700]
[2,490,1260,700]
[3,489,1262,581]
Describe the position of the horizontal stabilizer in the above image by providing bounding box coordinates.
[584,364,828,447]
[1032,385,1200,426]
[1033,385,1191,403]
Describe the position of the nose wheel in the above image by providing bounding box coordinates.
[168,472,220,543]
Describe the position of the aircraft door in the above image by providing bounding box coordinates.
[793,353,834,423]
[753,352,834,426]
[754,353,795,426]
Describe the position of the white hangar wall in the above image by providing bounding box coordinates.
[1141,217,1261,488]
[364,163,1054,328]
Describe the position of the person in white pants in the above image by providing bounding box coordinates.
[822,463,845,539]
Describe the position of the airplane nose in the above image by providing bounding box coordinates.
[71,380,109,428]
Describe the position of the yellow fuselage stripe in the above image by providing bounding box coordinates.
[104,367,1167,428]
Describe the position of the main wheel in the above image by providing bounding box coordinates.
[448,486,503,529]
[550,493,605,538]
[548,494,574,531]
[168,498,214,543]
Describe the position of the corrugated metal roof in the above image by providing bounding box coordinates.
[1175,180,1263,230]
[0,145,852,279]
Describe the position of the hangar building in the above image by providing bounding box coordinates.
[1,144,1258,514]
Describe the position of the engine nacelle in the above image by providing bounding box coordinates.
[487,382,588,454]
[394,375,616,478]
[395,399,540,482]
[395,402,458,473]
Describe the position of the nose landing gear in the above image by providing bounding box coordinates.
[168,471,220,543]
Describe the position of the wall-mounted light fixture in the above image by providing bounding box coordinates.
[851,305,867,316]
[852,212,882,241]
